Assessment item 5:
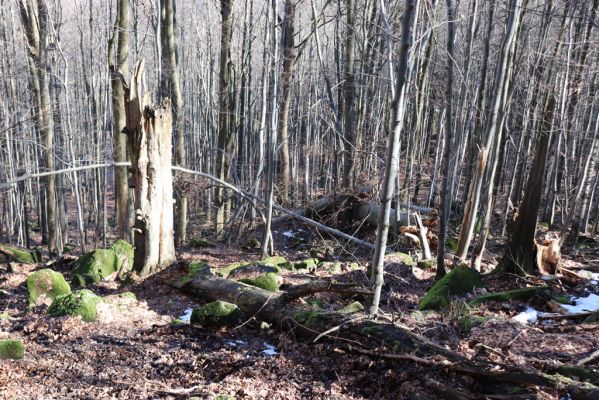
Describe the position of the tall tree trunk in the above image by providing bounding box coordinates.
[160,0,187,246]
[342,0,356,189]
[369,0,417,316]
[215,0,233,238]
[109,0,132,243]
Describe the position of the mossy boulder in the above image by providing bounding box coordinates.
[469,286,549,305]
[228,264,280,279]
[292,258,319,271]
[418,264,483,310]
[239,273,280,292]
[338,301,364,314]
[416,259,436,270]
[190,301,243,328]
[261,256,291,269]
[110,240,134,278]
[188,238,216,248]
[0,339,25,360]
[27,269,71,306]
[47,289,100,322]
[72,249,119,286]
[178,261,210,285]
[0,244,42,264]
[446,237,458,252]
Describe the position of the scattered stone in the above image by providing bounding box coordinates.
[72,249,119,287]
[27,269,71,306]
[418,264,483,310]
[190,301,243,328]
[0,339,25,360]
[0,244,42,265]
[47,289,101,322]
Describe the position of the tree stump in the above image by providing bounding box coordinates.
[124,61,176,277]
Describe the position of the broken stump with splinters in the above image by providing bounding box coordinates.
[124,61,176,277]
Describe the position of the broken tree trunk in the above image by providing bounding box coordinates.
[124,61,176,277]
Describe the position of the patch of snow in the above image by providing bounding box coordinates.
[226,340,247,347]
[591,280,598,286]
[262,342,278,356]
[561,293,599,314]
[282,230,296,238]
[512,307,539,324]
[179,307,193,323]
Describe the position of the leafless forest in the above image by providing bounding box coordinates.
[1,0,599,399]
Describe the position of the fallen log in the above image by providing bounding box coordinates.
[172,268,463,361]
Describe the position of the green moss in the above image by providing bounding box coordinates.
[293,258,319,271]
[583,312,599,324]
[72,249,119,286]
[553,294,570,304]
[47,289,100,322]
[239,273,279,292]
[190,301,243,328]
[556,366,599,385]
[170,318,186,326]
[361,324,385,336]
[418,264,483,310]
[416,259,436,270]
[386,252,415,266]
[261,256,290,269]
[469,286,548,305]
[178,261,210,285]
[307,298,324,309]
[0,244,42,264]
[27,269,71,306]
[0,339,25,360]
[459,315,491,333]
[215,395,235,400]
[110,240,134,270]
[293,310,325,328]
[338,301,364,314]
[446,237,458,252]
[63,244,75,254]
[0,311,12,320]
[118,291,137,300]
[188,238,216,248]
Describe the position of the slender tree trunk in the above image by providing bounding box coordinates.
[369,0,417,316]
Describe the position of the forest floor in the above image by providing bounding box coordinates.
[1,218,599,399]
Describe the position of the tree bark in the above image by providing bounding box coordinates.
[124,61,176,277]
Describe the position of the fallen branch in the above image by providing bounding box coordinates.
[282,279,371,302]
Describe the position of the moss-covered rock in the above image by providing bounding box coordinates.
[0,339,25,360]
[229,264,280,279]
[469,286,548,305]
[418,264,483,310]
[261,256,291,269]
[72,249,119,286]
[27,269,71,306]
[190,301,243,328]
[293,310,326,328]
[459,315,492,333]
[338,301,364,314]
[110,240,134,278]
[239,273,279,292]
[416,259,436,270]
[556,366,599,385]
[118,291,137,300]
[188,238,216,248]
[292,258,319,271]
[178,261,211,285]
[0,244,42,264]
[47,289,100,322]
[0,311,12,320]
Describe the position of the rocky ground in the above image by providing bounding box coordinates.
[1,221,599,399]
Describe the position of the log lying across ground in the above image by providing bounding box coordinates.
[171,267,596,395]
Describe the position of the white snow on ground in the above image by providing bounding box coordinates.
[512,307,539,324]
[226,340,247,347]
[282,230,296,238]
[561,293,599,313]
[179,308,193,322]
[262,342,278,356]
